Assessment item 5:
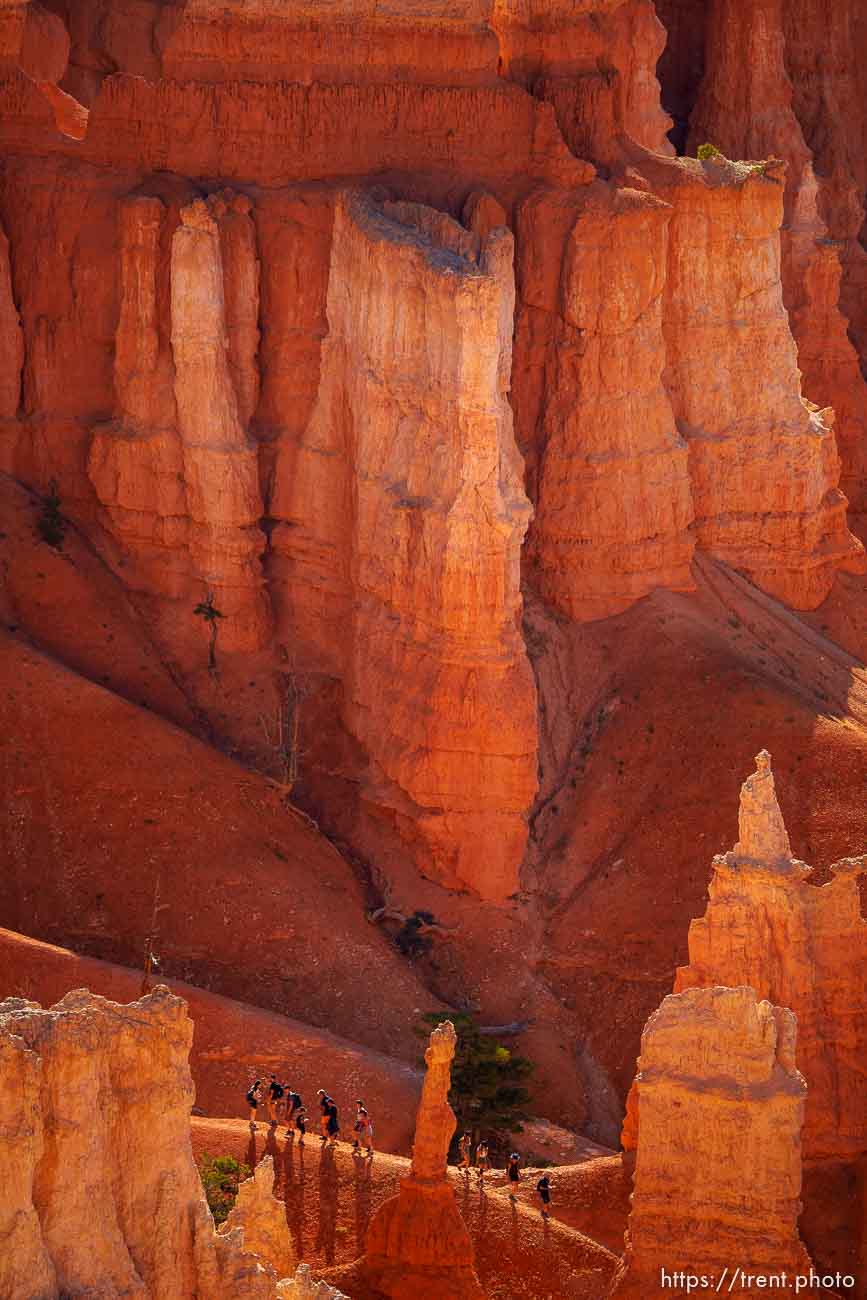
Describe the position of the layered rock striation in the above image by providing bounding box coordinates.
[88,188,271,653]
[611,986,813,1298]
[516,181,695,621]
[0,985,281,1300]
[360,1019,484,1300]
[685,0,867,536]
[675,751,867,1164]
[0,0,866,902]
[271,190,537,898]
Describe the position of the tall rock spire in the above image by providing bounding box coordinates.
[676,751,867,1162]
[733,750,792,866]
[359,1019,484,1300]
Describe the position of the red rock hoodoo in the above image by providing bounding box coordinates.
[2,2,867,1294]
[360,1019,485,1300]
[611,986,815,1299]
[675,751,867,1164]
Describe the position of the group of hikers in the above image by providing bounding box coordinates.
[456,1132,555,1217]
[245,1076,374,1155]
[244,1078,552,1214]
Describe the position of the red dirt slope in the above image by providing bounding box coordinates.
[0,633,441,1062]
[0,927,421,1155]
[189,1118,617,1300]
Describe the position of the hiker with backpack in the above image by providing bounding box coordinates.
[285,1087,303,1136]
[507,1151,521,1202]
[246,1079,262,1130]
[536,1172,553,1218]
[317,1089,331,1142]
[266,1074,284,1125]
[352,1100,374,1155]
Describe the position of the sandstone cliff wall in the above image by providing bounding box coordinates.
[0,0,865,904]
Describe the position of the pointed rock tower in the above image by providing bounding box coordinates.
[674,750,867,1163]
[360,1019,484,1300]
[610,986,813,1298]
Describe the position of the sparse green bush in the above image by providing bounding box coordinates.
[198,1153,249,1226]
[697,142,723,161]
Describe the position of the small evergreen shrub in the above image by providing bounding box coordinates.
[198,1153,249,1226]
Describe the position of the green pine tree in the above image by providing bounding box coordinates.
[416,1011,534,1160]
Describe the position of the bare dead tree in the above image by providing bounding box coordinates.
[193,590,226,674]
[366,906,455,941]
[259,674,304,795]
[141,866,169,997]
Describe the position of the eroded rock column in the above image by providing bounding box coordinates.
[611,986,812,1298]
[0,986,278,1299]
[687,0,867,535]
[273,189,536,899]
[219,1156,295,1281]
[517,182,695,621]
[361,1019,484,1300]
[88,195,189,598]
[675,751,867,1163]
[643,150,864,606]
[171,197,271,651]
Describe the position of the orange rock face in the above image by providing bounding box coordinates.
[686,0,867,538]
[0,985,280,1299]
[611,986,813,1299]
[88,186,271,652]
[646,150,864,608]
[516,182,695,621]
[361,1019,485,1300]
[220,1156,296,1281]
[2,0,866,899]
[675,751,867,1163]
[271,190,537,898]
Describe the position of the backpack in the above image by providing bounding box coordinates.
[290,1092,302,1108]
[272,1083,284,1098]
[246,1089,256,1105]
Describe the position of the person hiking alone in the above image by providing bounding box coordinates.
[507,1152,521,1202]
[352,1101,370,1153]
[246,1079,262,1131]
[285,1087,303,1136]
[266,1074,284,1125]
[458,1132,472,1175]
[294,1103,308,1146]
[536,1172,552,1218]
[476,1140,489,1181]
[326,1096,340,1145]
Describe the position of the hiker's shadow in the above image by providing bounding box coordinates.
[263,1126,279,1164]
[315,1143,339,1264]
[352,1150,373,1254]
[281,1135,305,1258]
